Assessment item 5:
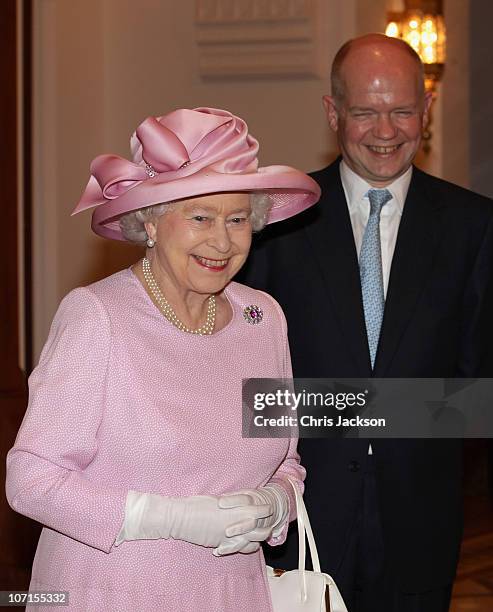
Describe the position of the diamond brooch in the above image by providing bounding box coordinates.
[243,305,263,325]
[145,163,157,178]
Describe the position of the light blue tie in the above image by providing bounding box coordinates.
[359,188,392,368]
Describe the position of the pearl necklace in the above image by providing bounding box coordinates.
[142,257,216,336]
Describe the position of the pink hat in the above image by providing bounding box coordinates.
[73,107,320,240]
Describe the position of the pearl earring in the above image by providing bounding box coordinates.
[146,237,155,248]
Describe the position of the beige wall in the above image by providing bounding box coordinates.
[441,0,470,187]
[31,0,469,360]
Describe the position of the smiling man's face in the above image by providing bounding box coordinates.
[323,39,432,187]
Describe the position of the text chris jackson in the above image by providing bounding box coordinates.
[253,414,387,428]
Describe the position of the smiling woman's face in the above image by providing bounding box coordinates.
[145,192,253,296]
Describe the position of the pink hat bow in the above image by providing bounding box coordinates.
[73,107,259,215]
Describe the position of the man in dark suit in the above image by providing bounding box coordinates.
[240,34,493,611]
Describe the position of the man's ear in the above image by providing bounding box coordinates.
[422,91,434,128]
[322,95,339,132]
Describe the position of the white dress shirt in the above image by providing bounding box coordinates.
[339,161,413,454]
[340,160,412,298]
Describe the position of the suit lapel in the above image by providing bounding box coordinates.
[305,163,372,375]
[375,169,444,375]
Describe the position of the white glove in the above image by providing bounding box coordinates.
[214,484,289,555]
[115,491,272,551]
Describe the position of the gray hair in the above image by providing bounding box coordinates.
[119,193,271,245]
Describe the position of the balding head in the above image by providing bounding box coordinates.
[331,33,425,107]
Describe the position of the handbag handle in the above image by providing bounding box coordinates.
[287,479,322,602]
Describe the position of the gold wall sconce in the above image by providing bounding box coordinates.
[385,0,446,152]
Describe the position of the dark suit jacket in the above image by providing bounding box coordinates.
[239,159,493,592]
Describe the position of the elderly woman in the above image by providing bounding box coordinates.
[6,107,319,611]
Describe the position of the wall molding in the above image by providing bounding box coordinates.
[32,0,60,361]
[195,0,319,78]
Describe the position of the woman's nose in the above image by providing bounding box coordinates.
[207,221,231,253]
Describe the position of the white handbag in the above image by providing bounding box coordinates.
[266,479,348,612]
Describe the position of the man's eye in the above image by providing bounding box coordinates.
[353,112,372,118]
[395,110,412,117]
[192,215,207,222]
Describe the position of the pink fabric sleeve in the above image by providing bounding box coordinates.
[5,288,127,553]
[260,294,305,546]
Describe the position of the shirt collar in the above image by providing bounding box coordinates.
[340,160,412,215]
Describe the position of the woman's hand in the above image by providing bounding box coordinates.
[116,491,273,551]
[213,484,289,555]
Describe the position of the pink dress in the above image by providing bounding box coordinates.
[6,268,304,612]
